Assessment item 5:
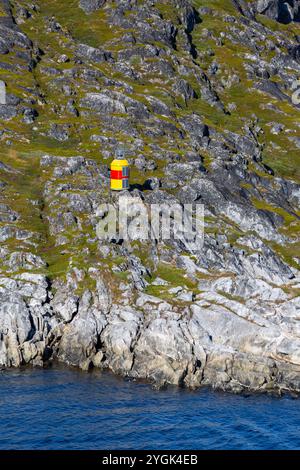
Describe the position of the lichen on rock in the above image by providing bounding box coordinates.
[0,0,300,394]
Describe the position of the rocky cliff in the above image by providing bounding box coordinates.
[0,0,300,394]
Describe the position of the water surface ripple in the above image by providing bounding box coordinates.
[0,367,299,450]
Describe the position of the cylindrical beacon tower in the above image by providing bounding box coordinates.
[110,158,130,190]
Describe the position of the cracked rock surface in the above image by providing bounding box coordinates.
[0,0,300,393]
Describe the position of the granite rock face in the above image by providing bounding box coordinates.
[256,0,300,23]
[0,0,300,394]
[79,0,106,14]
[233,0,300,23]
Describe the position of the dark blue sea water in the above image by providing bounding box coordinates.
[0,366,299,450]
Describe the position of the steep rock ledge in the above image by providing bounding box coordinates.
[0,0,299,394]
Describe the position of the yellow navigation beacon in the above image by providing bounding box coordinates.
[110,149,130,191]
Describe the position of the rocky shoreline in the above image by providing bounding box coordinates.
[0,0,300,395]
[2,249,300,394]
